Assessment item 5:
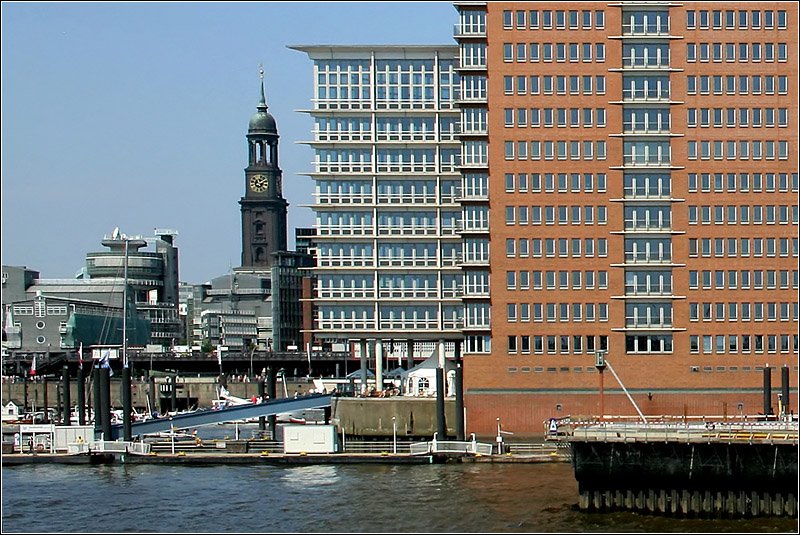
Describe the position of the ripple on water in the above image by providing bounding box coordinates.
[2,463,797,533]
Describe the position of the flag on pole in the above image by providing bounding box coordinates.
[78,342,84,368]
[29,355,37,376]
[100,349,114,377]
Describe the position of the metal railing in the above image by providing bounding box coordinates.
[546,416,799,445]
[409,433,494,456]
[69,441,151,455]
[127,437,570,457]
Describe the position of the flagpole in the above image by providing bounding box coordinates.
[122,237,133,442]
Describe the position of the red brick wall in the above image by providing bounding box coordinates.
[463,1,799,435]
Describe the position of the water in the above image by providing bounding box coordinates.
[2,462,796,533]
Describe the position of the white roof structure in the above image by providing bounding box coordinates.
[400,355,457,397]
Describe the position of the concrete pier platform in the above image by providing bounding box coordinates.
[1,451,435,465]
[1,449,571,466]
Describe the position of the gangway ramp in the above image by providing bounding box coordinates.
[109,394,333,440]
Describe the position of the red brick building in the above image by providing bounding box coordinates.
[454,1,798,437]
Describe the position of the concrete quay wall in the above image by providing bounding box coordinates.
[333,397,455,438]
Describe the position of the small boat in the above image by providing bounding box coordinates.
[146,429,195,440]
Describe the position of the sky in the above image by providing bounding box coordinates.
[1,1,457,284]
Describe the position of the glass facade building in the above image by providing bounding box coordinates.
[291,46,464,379]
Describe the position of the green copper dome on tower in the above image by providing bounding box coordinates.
[248,68,277,134]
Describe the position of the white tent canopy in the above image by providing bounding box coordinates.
[400,355,457,397]
[345,369,374,379]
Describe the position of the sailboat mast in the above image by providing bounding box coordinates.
[123,238,129,369]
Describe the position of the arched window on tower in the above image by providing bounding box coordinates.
[255,247,265,262]
[254,220,265,236]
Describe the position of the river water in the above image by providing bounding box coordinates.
[2,461,796,533]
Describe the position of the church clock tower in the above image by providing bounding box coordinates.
[239,68,288,269]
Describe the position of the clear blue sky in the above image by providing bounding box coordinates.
[1,1,456,284]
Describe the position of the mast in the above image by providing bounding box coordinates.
[121,235,133,442]
[123,238,129,368]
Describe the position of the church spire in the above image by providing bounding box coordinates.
[248,63,277,135]
[258,64,267,111]
[241,63,288,269]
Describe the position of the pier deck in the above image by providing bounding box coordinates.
[550,417,799,518]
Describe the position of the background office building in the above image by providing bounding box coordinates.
[455,1,798,436]
[292,45,466,389]
[2,228,180,374]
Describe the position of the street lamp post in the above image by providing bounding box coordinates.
[247,340,255,380]
[392,416,397,454]
[595,350,607,421]
[170,418,175,455]
[496,417,503,454]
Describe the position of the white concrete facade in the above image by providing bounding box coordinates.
[292,45,465,367]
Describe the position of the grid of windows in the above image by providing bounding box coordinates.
[686,75,788,95]
[503,9,605,30]
[687,108,789,128]
[687,205,799,226]
[686,10,788,30]
[507,302,609,323]
[504,42,606,63]
[503,75,606,95]
[688,301,799,322]
[687,140,790,160]
[505,205,608,226]
[506,238,608,258]
[688,237,799,258]
[486,3,796,370]
[305,47,466,341]
[504,107,607,128]
[686,42,788,62]
[507,270,609,291]
[688,269,800,290]
[507,334,609,355]
[505,173,607,194]
[504,140,607,160]
[688,172,798,193]
[689,334,799,355]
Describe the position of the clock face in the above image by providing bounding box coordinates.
[250,175,268,193]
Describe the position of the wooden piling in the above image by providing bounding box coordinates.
[635,489,645,510]
[751,490,760,516]
[657,489,666,513]
[614,490,625,509]
[736,491,746,517]
[680,490,690,514]
[773,493,784,516]
[579,490,590,510]
[786,494,796,517]
[592,490,602,510]
[702,490,712,514]
[760,492,772,516]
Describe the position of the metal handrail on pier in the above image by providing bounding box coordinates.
[67,441,151,455]
[548,417,799,445]
[409,433,494,456]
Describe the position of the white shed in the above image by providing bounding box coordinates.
[400,355,457,397]
[2,400,23,422]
